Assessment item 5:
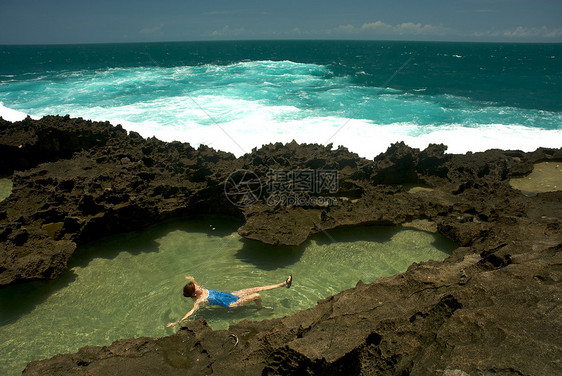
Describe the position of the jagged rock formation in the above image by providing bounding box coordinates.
[0,116,560,375]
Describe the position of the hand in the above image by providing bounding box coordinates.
[166,322,177,328]
[185,276,194,281]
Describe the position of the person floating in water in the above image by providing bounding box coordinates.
[166,275,293,328]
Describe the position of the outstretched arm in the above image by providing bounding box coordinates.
[166,300,201,328]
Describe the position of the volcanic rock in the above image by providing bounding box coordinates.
[0,116,560,375]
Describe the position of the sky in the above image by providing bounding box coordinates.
[0,0,561,45]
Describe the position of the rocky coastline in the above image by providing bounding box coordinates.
[0,116,560,375]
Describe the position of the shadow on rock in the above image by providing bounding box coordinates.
[0,270,77,326]
[311,225,398,246]
[235,239,305,271]
[70,215,243,269]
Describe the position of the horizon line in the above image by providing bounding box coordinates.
[2,38,562,47]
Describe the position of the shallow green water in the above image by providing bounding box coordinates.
[0,216,456,375]
[0,178,12,202]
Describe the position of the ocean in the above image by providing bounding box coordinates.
[1,40,561,157]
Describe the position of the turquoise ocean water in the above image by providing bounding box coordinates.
[1,40,561,157]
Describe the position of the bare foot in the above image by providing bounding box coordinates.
[285,275,292,288]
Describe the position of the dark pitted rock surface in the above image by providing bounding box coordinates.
[0,116,560,375]
[0,116,241,286]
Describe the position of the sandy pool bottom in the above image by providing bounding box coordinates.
[0,178,12,202]
[510,161,562,194]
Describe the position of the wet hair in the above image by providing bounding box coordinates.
[183,282,196,298]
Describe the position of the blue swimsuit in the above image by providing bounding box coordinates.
[206,289,240,308]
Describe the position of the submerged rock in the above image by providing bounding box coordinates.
[0,116,560,375]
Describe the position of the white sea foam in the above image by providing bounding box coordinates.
[1,97,560,159]
[95,113,562,159]
[1,60,560,159]
[0,103,40,122]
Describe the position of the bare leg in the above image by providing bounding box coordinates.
[229,293,265,308]
[232,276,292,297]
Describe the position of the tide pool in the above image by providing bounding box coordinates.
[0,216,456,375]
[510,161,562,194]
[0,178,12,202]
